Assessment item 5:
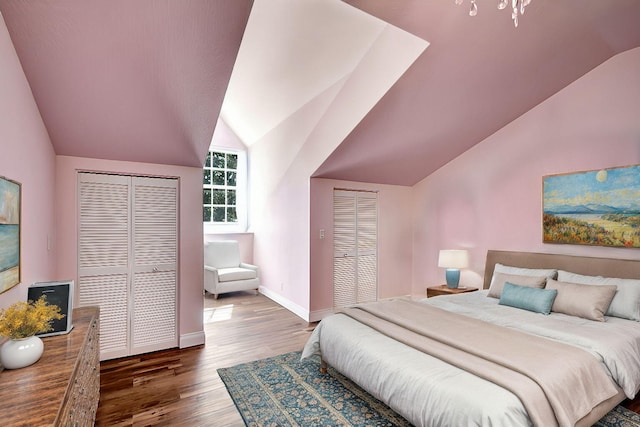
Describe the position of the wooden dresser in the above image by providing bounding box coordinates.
[0,306,100,426]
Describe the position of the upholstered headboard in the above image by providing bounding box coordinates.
[483,250,640,289]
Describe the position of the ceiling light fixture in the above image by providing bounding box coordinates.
[454,0,532,27]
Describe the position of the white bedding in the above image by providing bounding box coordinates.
[302,291,640,427]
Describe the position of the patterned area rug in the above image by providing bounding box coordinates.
[218,351,640,427]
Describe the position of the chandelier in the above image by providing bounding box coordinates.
[454,0,532,27]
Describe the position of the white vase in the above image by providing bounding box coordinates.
[0,336,44,369]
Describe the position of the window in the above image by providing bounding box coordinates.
[203,148,247,231]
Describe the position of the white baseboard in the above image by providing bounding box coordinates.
[256,290,414,323]
[180,331,205,348]
[259,286,310,322]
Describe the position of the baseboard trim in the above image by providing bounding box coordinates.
[180,331,205,348]
[259,286,310,322]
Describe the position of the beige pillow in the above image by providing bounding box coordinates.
[557,270,639,321]
[546,279,617,322]
[487,272,547,299]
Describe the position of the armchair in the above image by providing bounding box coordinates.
[204,240,259,299]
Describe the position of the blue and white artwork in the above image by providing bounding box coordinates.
[0,176,20,292]
[543,165,640,248]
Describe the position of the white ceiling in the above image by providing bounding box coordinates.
[220,0,428,148]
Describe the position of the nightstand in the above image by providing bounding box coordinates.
[426,284,478,298]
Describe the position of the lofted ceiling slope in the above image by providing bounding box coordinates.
[314,0,640,185]
[0,0,252,168]
[1,1,639,186]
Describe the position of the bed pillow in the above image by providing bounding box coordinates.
[498,282,558,315]
[557,270,640,321]
[494,263,558,280]
[545,279,617,322]
[487,271,547,299]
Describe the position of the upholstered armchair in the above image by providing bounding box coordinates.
[204,240,259,299]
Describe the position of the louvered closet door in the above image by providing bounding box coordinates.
[333,190,378,309]
[78,173,178,361]
[131,177,178,355]
[78,173,131,360]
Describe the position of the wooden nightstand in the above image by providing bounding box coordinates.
[426,284,478,298]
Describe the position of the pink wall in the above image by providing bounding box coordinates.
[310,178,413,319]
[0,14,57,308]
[55,156,205,346]
[412,47,640,293]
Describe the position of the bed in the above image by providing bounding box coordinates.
[302,250,640,427]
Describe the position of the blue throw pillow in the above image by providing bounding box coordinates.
[499,282,558,315]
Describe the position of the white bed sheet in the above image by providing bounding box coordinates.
[302,291,640,427]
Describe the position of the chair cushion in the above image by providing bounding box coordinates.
[205,241,241,269]
[218,267,257,282]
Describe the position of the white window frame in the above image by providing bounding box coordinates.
[203,147,248,234]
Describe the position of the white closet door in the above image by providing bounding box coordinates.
[356,193,378,303]
[78,173,131,360]
[333,190,378,309]
[78,173,178,361]
[131,177,178,354]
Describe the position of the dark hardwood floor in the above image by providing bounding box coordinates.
[96,292,315,426]
[97,292,640,426]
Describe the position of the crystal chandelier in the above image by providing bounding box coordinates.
[454,0,532,27]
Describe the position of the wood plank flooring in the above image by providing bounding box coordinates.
[97,292,640,426]
[96,292,315,426]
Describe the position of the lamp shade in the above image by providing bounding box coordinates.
[438,249,469,269]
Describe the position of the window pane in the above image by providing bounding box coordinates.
[203,189,211,204]
[213,170,225,185]
[227,189,236,205]
[212,207,225,222]
[212,189,225,204]
[203,170,211,185]
[226,171,237,186]
[227,207,237,222]
[227,153,238,170]
[212,152,225,168]
[205,151,211,168]
[203,206,211,222]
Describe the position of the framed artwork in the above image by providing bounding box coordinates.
[543,165,640,248]
[0,176,21,293]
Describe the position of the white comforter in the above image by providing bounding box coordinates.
[301,291,640,427]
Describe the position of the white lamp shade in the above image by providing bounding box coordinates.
[438,249,469,269]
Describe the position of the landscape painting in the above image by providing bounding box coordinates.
[543,165,640,248]
[0,176,20,293]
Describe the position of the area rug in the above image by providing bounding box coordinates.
[218,351,640,427]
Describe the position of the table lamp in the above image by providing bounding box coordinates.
[438,249,469,288]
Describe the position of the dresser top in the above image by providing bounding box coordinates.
[0,306,99,426]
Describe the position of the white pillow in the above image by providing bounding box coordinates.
[557,270,640,321]
[494,263,557,280]
[487,271,547,299]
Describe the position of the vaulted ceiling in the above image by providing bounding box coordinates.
[1,0,640,186]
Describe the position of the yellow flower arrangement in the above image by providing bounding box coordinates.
[0,296,65,340]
